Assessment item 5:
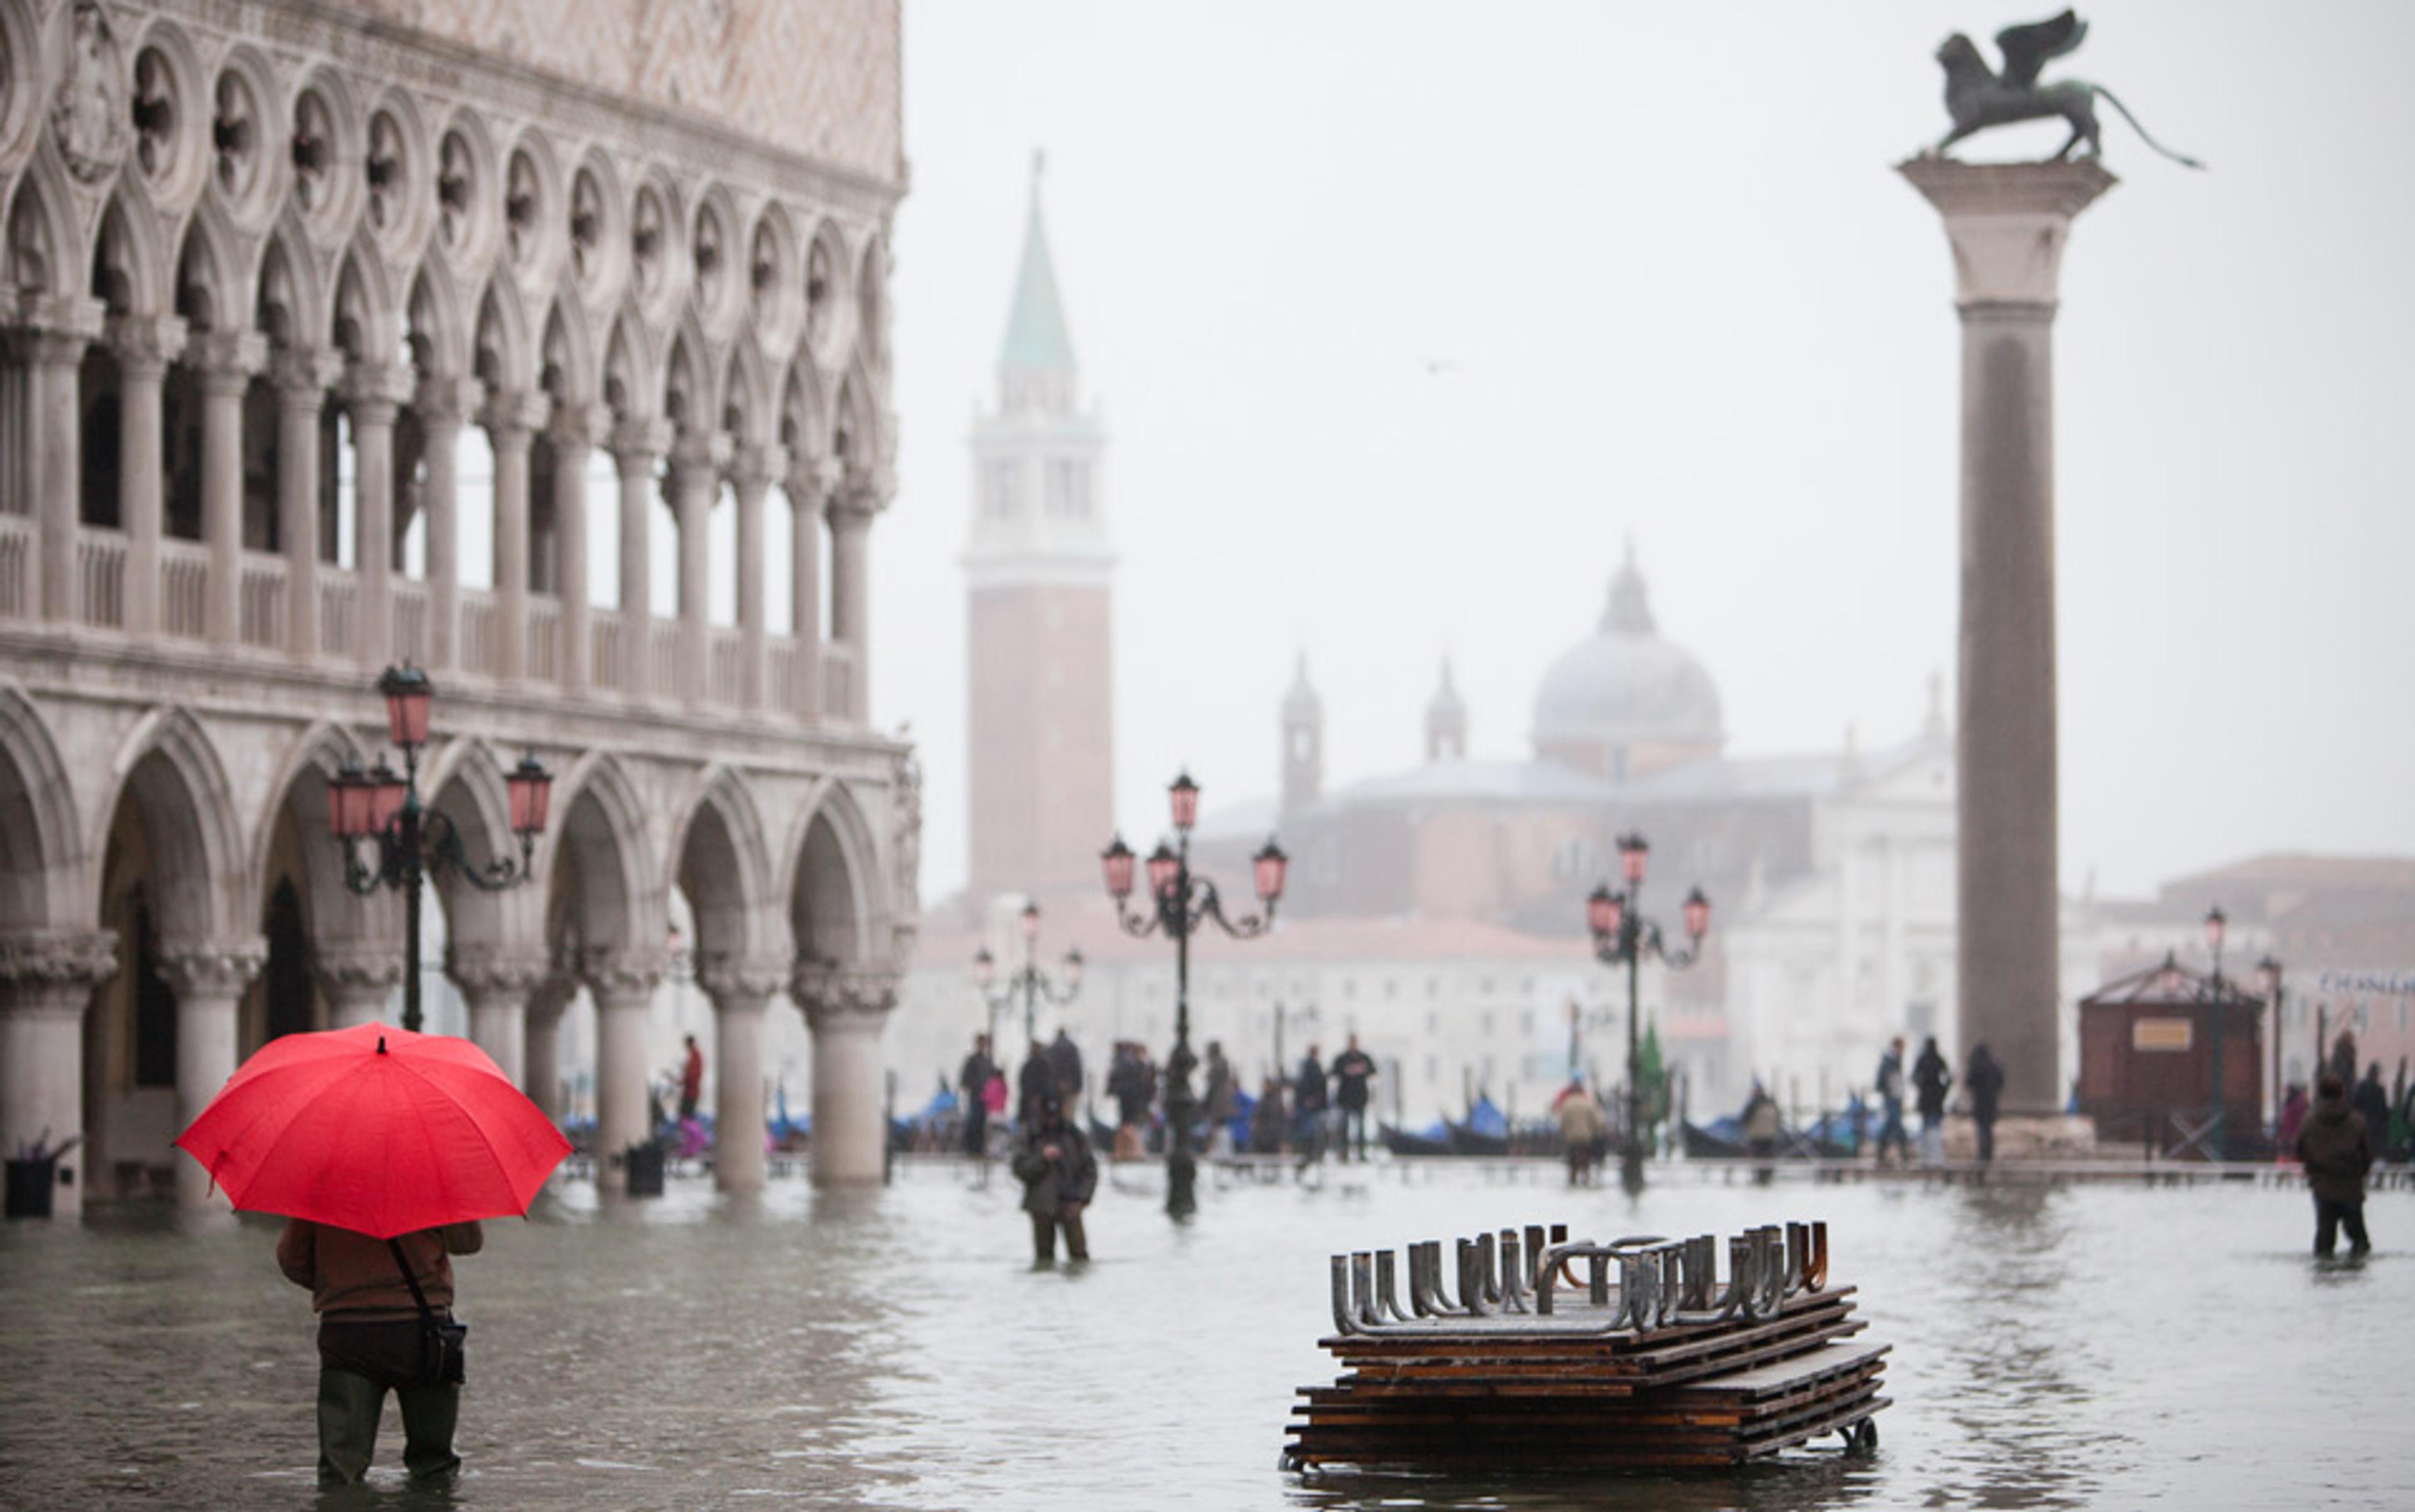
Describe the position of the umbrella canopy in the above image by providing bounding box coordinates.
[174,1021,570,1240]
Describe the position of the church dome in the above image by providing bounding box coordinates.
[1531,547,1722,773]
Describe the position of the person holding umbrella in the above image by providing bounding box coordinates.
[174,1023,570,1490]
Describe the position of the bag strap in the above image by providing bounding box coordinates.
[387,1237,438,1326]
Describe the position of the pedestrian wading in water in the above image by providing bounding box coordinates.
[2295,1073,2375,1259]
[1012,1093,1097,1266]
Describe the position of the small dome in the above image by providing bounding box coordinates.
[1531,545,1722,762]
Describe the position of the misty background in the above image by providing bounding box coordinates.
[871,0,2415,908]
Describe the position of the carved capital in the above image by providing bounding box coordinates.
[830,467,892,524]
[610,416,674,468]
[187,329,268,389]
[10,294,105,364]
[108,313,189,377]
[667,431,733,493]
[445,944,550,1003]
[791,964,897,1029]
[729,443,790,494]
[158,938,269,1001]
[312,942,406,1001]
[414,374,486,428]
[479,387,552,440]
[787,453,845,506]
[270,346,347,404]
[548,401,616,452]
[0,931,120,1014]
[342,361,416,419]
[697,955,788,1007]
[580,947,663,1007]
[526,970,579,1023]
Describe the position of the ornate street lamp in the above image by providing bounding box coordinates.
[1584,830,1708,1194]
[330,664,552,1033]
[1102,770,1285,1219]
[2256,952,2285,1135]
[972,898,1084,1052]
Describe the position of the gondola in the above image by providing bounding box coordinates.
[1380,1122,1454,1158]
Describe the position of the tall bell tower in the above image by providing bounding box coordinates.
[965,155,1114,908]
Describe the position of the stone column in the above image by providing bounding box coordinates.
[448,945,549,1086]
[827,474,885,723]
[582,950,662,1166]
[551,405,609,690]
[416,377,482,671]
[113,315,187,636]
[274,348,343,657]
[787,456,836,720]
[793,965,896,1186]
[730,445,786,711]
[0,932,117,1221]
[192,331,266,647]
[23,302,103,623]
[314,942,405,1030]
[484,389,547,682]
[611,419,669,700]
[1900,158,2114,1111]
[343,365,412,667]
[523,971,577,1120]
[699,959,785,1192]
[160,939,267,1211]
[667,434,727,706]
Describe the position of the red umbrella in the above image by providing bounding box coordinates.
[174,1021,570,1239]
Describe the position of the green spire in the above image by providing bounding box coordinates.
[999,150,1077,376]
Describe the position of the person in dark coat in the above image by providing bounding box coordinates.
[1329,1035,1377,1163]
[1912,1037,1953,1165]
[1873,1037,1909,1167]
[1046,1028,1085,1106]
[1965,1043,2006,1165]
[2294,1074,2373,1258]
[958,1033,997,1157]
[2353,1064,2393,1162]
[1016,1038,1053,1124]
[1010,1094,1097,1265]
[1201,1041,1236,1155]
[1292,1046,1330,1157]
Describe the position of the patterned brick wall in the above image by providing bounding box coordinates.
[347,0,902,181]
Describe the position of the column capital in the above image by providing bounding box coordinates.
[158,937,269,999]
[698,956,788,1006]
[342,361,416,417]
[1896,157,2116,308]
[549,401,615,450]
[106,312,189,377]
[187,329,269,389]
[313,942,406,998]
[611,416,674,466]
[787,453,845,505]
[791,964,897,1030]
[667,430,733,488]
[527,970,579,1021]
[446,943,550,1001]
[830,467,893,524]
[0,930,119,1013]
[270,346,346,403]
[479,387,551,441]
[414,374,486,427]
[730,443,789,493]
[9,292,106,356]
[580,946,663,1007]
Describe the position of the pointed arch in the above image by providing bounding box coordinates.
[255,226,326,347]
[533,748,655,960]
[331,238,397,365]
[94,706,247,942]
[601,304,657,421]
[0,682,89,930]
[172,197,244,333]
[421,736,537,953]
[472,277,535,394]
[662,320,717,438]
[92,189,167,317]
[779,356,828,462]
[667,764,775,961]
[780,777,884,968]
[831,360,879,474]
[539,294,596,408]
[4,160,75,297]
[249,720,394,950]
[406,264,467,377]
[721,338,770,448]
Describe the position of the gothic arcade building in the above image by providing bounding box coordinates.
[0,0,918,1213]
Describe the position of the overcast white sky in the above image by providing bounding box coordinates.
[869,0,2415,909]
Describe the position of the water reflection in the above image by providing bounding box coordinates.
[5,1169,2406,1509]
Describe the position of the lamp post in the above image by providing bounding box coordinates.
[1101,771,1287,1219]
[1584,831,1709,1195]
[2203,904,2228,1160]
[973,898,1085,1051]
[329,664,553,1033]
[2257,952,2284,1135]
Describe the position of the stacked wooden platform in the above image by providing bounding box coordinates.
[1283,1220,1887,1470]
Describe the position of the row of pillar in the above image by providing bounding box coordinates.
[0,930,896,1218]
[1,304,879,720]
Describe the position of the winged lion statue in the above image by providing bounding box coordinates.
[1929,10,2202,168]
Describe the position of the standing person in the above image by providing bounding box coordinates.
[677,1034,705,1123]
[1293,1045,1330,1160]
[1016,1038,1053,1125]
[2353,1063,2393,1162]
[1330,1035,1378,1163]
[1557,1080,1606,1186]
[1965,1043,2006,1166]
[1202,1040,1236,1157]
[1874,1037,1910,1168]
[958,1033,997,1158]
[1046,1028,1085,1109]
[277,1218,484,1488]
[1107,1043,1148,1161]
[1913,1036,1953,1165]
[2294,1074,2374,1259]
[1741,1083,1782,1183]
[1250,1074,1289,1155]
[1010,1094,1097,1266]
[2275,1083,2310,1160]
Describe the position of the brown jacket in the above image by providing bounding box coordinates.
[2294,1094,2373,1206]
[277,1220,484,1323]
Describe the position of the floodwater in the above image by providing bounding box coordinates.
[3,1161,2404,1510]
